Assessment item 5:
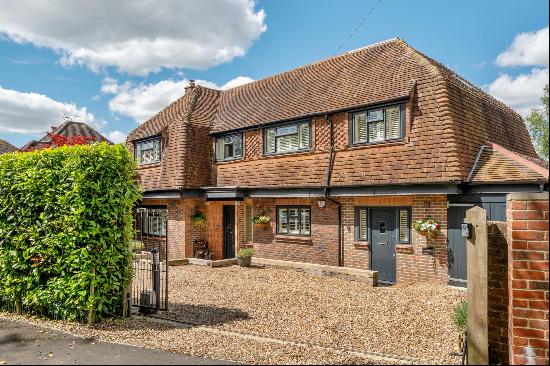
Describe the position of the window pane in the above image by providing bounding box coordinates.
[399,209,409,242]
[385,106,401,140]
[277,133,299,152]
[288,208,299,234]
[278,208,288,233]
[354,112,367,143]
[276,125,298,136]
[215,138,225,161]
[224,143,234,159]
[368,109,383,122]
[233,135,242,157]
[266,128,276,153]
[368,121,384,142]
[299,123,310,149]
[358,209,367,240]
[136,138,160,164]
[300,208,310,234]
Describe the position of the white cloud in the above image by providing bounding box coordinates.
[0,0,266,76]
[496,27,549,67]
[487,68,549,116]
[106,130,127,144]
[0,85,98,134]
[220,76,255,90]
[103,76,255,123]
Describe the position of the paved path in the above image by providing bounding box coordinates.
[0,318,236,365]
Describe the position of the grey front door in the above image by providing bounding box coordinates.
[447,205,472,287]
[370,208,397,283]
[223,205,235,259]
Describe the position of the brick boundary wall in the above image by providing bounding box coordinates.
[487,221,509,365]
[507,192,549,365]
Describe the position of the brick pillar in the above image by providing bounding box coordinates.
[507,192,549,365]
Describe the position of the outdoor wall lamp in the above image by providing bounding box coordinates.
[317,200,326,209]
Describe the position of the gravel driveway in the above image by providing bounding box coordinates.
[2,265,465,364]
[164,265,465,364]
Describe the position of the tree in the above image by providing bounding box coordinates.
[525,84,549,160]
[21,133,95,152]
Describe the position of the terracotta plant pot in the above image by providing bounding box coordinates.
[237,256,252,267]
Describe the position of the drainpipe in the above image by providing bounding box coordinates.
[323,114,343,267]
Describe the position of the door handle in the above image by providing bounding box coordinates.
[378,242,388,245]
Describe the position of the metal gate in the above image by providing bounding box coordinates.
[131,207,169,312]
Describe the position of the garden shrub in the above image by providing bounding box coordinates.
[0,143,141,322]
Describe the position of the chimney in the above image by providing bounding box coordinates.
[185,80,195,94]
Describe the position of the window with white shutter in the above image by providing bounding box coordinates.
[277,206,311,236]
[351,103,405,145]
[214,133,243,161]
[356,208,368,241]
[264,121,311,155]
[244,204,253,243]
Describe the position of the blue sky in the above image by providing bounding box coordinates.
[0,0,548,147]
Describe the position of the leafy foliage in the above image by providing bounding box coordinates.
[452,300,467,331]
[0,143,141,322]
[412,216,442,238]
[525,84,549,160]
[190,211,207,227]
[237,248,255,258]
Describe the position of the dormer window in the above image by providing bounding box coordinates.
[264,120,311,155]
[135,137,161,165]
[215,133,243,161]
[351,103,405,145]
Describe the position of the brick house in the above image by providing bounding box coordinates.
[21,120,112,150]
[126,38,548,285]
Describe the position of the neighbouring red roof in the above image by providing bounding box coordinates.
[21,121,111,150]
[469,142,549,184]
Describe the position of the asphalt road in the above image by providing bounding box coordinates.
[0,318,236,365]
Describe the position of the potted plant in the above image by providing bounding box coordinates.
[452,300,467,354]
[191,211,207,228]
[237,247,255,267]
[253,215,271,228]
[412,216,442,238]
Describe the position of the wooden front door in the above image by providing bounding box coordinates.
[223,205,235,259]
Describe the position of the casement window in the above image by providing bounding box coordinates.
[277,206,311,235]
[264,121,311,155]
[135,137,161,165]
[215,133,243,161]
[355,207,411,243]
[351,103,405,145]
[140,207,167,237]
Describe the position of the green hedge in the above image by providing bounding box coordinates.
[0,143,141,322]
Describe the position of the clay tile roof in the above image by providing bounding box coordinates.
[212,38,420,133]
[21,121,111,150]
[469,142,549,184]
[127,85,221,142]
[0,139,17,155]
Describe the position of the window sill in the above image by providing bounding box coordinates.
[138,162,161,169]
[274,234,313,245]
[353,241,370,250]
[395,244,414,255]
[215,157,243,164]
[263,148,312,158]
[348,137,409,150]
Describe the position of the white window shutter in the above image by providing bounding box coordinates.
[299,123,310,149]
[385,106,401,140]
[215,138,225,161]
[359,209,367,240]
[266,128,276,153]
[354,113,367,143]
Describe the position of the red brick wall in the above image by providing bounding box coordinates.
[245,194,448,283]
[507,192,549,365]
[249,198,340,266]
